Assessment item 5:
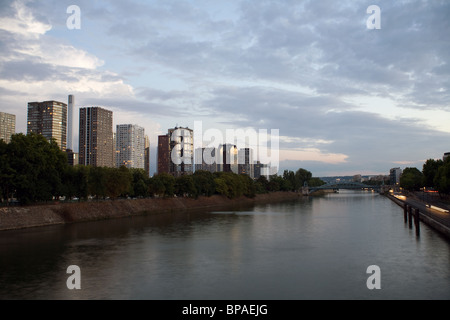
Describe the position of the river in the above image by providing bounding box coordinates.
[0,190,449,300]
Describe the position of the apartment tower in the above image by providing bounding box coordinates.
[27,100,67,151]
[79,107,114,167]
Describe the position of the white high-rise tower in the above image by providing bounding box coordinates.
[67,95,74,150]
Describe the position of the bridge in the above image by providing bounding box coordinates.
[309,182,381,193]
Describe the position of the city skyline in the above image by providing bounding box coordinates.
[0,0,449,176]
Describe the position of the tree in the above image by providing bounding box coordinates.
[400,167,423,191]
[88,166,107,199]
[149,173,175,198]
[175,175,197,198]
[7,133,67,204]
[307,177,326,187]
[434,158,450,196]
[0,140,15,204]
[192,170,216,197]
[295,169,312,190]
[129,168,149,198]
[422,159,443,189]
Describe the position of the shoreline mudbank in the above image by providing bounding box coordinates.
[0,192,302,231]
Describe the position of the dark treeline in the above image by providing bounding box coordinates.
[400,157,450,195]
[0,133,325,205]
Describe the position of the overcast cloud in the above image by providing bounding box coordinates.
[0,0,449,176]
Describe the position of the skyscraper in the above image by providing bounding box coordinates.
[116,124,145,169]
[157,127,194,176]
[79,107,114,167]
[144,135,150,177]
[218,144,238,174]
[238,148,254,178]
[168,126,194,177]
[27,100,67,151]
[195,147,217,173]
[67,95,74,150]
[0,112,15,143]
[157,134,170,174]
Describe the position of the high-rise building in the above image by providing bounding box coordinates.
[27,100,67,151]
[157,134,170,174]
[144,135,150,177]
[444,152,450,161]
[66,149,79,166]
[238,148,254,178]
[79,107,114,167]
[195,147,217,173]
[67,95,74,150]
[116,124,145,169]
[168,126,194,177]
[390,167,402,185]
[0,112,15,143]
[218,144,238,174]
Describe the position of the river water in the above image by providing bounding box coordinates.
[0,190,449,300]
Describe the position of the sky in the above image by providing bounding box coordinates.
[0,0,449,177]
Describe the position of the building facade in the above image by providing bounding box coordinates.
[67,95,75,151]
[444,152,450,161]
[168,126,194,177]
[390,167,402,185]
[195,147,218,173]
[0,112,15,143]
[115,124,145,169]
[238,148,254,178]
[157,134,170,174]
[27,100,67,151]
[218,144,238,174]
[144,135,150,177]
[79,107,114,167]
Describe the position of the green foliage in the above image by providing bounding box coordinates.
[434,158,450,195]
[149,173,175,198]
[175,174,197,198]
[4,133,67,204]
[400,167,423,191]
[192,170,216,197]
[307,177,326,187]
[422,159,443,188]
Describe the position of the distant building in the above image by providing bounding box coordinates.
[66,149,79,166]
[0,112,15,143]
[144,135,150,177]
[157,134,170,174]
[67,95,74,151]
[444,152,450,161]
[353,174,362,183]
[195,147,218,173]
[390,167,402,185]
[218,144,238,174]
[254,161,268,179]
[79,107,114,167]
[238,148,254,178]
[116,124,145,169]
[27,100,67,151]
[168,126,194,177]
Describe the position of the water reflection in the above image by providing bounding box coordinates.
[0,192,449,300]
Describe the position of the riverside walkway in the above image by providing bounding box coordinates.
[387,191,450,239]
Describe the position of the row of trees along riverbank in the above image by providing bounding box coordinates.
[0,133,325,205]
[400,157,450,196]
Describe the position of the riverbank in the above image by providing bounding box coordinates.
[0,192,302,231]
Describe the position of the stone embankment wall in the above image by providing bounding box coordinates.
[0,192,301,231]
